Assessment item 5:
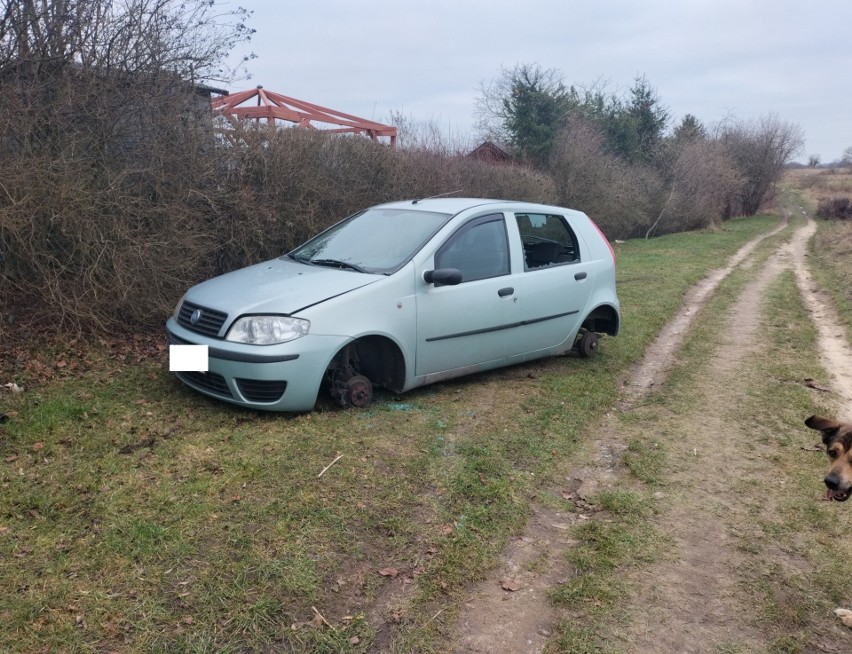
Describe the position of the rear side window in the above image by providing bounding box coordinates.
[435,213,509,282]
[515,213,580,270]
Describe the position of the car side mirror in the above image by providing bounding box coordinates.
[423,268,463,286]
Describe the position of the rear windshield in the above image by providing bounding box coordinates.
[288,207,452,274]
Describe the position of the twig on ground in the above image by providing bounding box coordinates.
[317,453,343,478]
[312,606,335,630]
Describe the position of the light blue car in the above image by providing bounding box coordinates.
[166,198,620,411]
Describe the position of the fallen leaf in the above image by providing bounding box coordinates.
[3,382,23,393]
[378,567,399,578]
[33,442,45,452]
[5,455,18,463]
[501,578,522,592]
[440,524,454,536]
[349,636,361,645]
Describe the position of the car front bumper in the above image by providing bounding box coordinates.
[166,318,349,412]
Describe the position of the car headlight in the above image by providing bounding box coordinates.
[173,294,186,318]
[226,316,310,345]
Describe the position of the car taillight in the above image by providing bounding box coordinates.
[590,218,616,262]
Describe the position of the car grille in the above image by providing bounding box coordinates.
[236,379,287,403]
[177,301,228,338]
[177,371,233,398]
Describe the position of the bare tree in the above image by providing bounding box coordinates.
[717,114,804,216]
[0,0,254,80]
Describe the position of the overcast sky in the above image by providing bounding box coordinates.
[224,0,852,163]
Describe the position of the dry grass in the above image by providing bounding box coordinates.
[784,167,852,208]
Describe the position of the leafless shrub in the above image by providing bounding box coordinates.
[0,0,252,330]
[646,139,743,237]
[816,197,852,221]
[549,116,655,238]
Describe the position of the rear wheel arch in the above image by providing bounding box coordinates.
[581,304,620,336]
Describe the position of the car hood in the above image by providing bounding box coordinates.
[185,257,381,316]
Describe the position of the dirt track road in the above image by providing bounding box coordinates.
[454,211,852,653]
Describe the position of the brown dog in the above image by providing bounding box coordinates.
[805,415,852,502]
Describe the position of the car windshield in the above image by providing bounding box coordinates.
[288,207,452,274]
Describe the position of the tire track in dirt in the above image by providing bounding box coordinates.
[613,229,796,652]
[620,217,788,407]
[452,217,791,653]
[789,218,852,415]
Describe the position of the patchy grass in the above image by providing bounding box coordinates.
[0,214,783,652]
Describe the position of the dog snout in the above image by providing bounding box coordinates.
[825,473,842,490]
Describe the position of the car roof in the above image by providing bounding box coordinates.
[375,198,523,214]
[374,197,586,218]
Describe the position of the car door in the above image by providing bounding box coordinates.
[505,212,595,354]
[415,213,517,377]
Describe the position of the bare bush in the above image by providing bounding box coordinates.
[0,0,252,330]
[549,116,655,238]
[647,139,743,237]
[0,73,222,328]
[817,197,852,221]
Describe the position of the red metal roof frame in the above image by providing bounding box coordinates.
[212,87,397,147]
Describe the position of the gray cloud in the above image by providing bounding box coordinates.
[228,0,852,161]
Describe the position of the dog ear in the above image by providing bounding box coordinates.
[805,415,840,444]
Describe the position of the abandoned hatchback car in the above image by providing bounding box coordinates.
[166,198,620,411]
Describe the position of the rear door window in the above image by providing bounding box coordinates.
[515,213,580,270]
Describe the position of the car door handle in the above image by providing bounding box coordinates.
[574,272,587,281]
[498,287,514,297]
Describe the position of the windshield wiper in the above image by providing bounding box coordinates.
[309,258,368,273]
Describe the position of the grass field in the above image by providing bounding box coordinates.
[2,208,846,653]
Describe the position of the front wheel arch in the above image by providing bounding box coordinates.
[324,335,407,406]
